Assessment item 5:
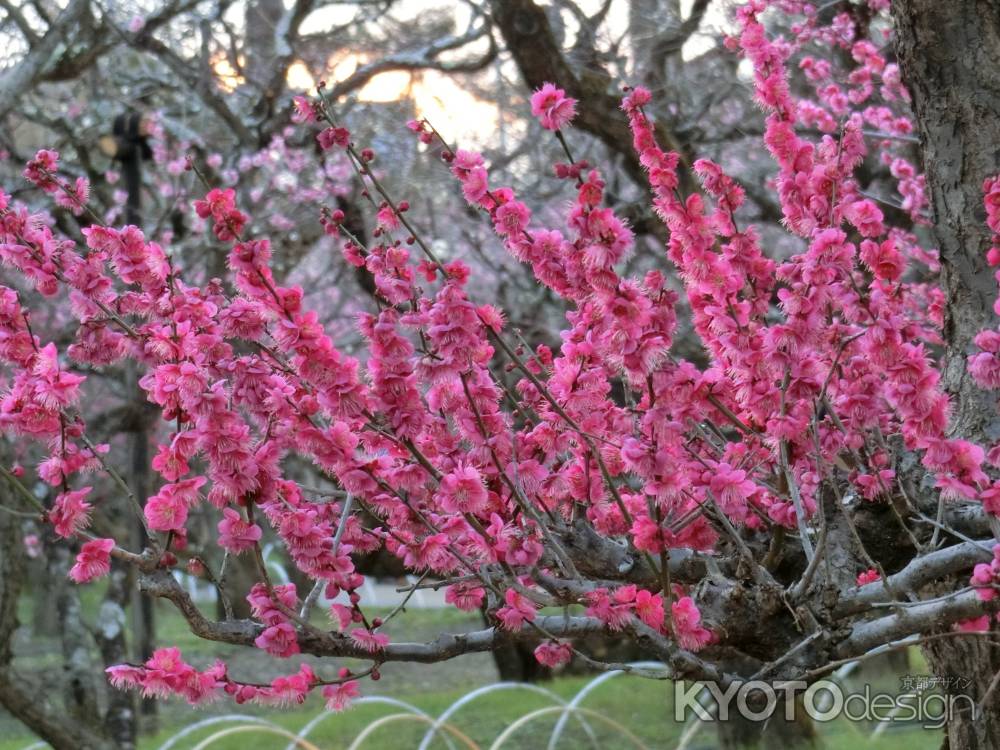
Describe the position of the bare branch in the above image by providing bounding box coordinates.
[0,0,89,119]
[326,20,496,101]
[0,0,40,46]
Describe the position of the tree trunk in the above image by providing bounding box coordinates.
[716,710,817,750]
[482,609,552,681]
[32,533,62,637]
[0,491,118,750]
[892,0,1000,440]
[892,2,1000,748]
[126,364,158,728]
[245,0,284,90]
[0,0,89,119]
[53,543,103,730]
[215,553,256,621]
[713,653,818,749]
[94,561,138,749]
[923,632,1000,750]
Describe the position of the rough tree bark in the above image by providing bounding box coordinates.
[716,707,817,750]
[245,0,286,90]
[892,2,1000,748]
[893,0,1000,444]
[53,542,104,730]
[126,371,159,729]
[94,561,138,750]
[115,117,159,730]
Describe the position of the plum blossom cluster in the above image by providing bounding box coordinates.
[106,646,360,710]
[69,537,115,583]
[2,0,1000,713]
[959,545,1000,632]
[22,150,90,216]
[968,176,1000,393]
[530,83,578,131]
[971,545,1000,603]
[586,586,712,651]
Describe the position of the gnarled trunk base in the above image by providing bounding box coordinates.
[923,633,1000,750]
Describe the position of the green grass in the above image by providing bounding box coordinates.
[138,674,673,750]
[2,595,950,749]
[0,669,951,750]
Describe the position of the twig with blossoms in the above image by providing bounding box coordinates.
[313,85,447,273]
[79,432,157,547]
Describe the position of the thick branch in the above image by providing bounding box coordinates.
[835,540,994,618]
[836,589,1000,659]
[0,0,89,119]
[143,565,605,659]
[555,516,708,585]
[140,568,731,684]
[0,0,39,45]
[326,23,497,102]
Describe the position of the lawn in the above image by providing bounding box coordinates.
[0,659,950,749]
[1,595,949,749]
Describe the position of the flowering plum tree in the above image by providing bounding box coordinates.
[2,1,1000,749]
